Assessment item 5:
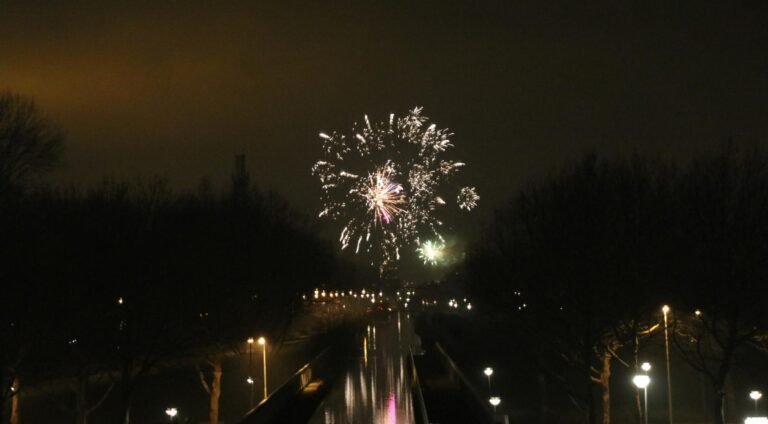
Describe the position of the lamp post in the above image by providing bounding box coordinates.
[662,305,674,424]
[489,396,501,413]
[751,391,763,415]
[246,376,255,408]
[258,337,268,399]
[247,337,255,407]
[165,407,178,423]
[484,367,494,392]
[633,375,651,424]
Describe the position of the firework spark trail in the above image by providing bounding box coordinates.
[312,107,479,268]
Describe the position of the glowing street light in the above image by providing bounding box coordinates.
[489,396,501,413]
[258,337,268,399]
[165,407,178,423]
[633,375,651,389]
[483,367,494,391]
[247,337,255,407]
[633,375,651,424]
[641,362,652,372]
[751,391,763,415]
[662,305,674,424]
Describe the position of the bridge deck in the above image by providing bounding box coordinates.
[307,313,416,424]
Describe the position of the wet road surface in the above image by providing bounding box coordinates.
[308,312,416,424]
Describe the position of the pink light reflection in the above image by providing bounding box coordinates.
[388,391,396,424]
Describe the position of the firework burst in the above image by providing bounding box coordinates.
[418,240,445,265]
[312,107,478,268]
[365,167,405,225]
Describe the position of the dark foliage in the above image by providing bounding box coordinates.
[466,147,768,424]
[0,178,337,423]
[0,92,64,190]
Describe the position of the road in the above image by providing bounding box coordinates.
[307,312,416,424]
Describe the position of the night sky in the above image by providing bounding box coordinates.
[2,0,768,238]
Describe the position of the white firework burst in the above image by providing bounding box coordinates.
[417,240,445,265]
[457,186,480,211]
[312,107,478,268]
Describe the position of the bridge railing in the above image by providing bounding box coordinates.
[434,341,505,424]
[238,347,332,424]
[407,348,431,424]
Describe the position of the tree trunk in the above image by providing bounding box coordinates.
[585,345,598,424]
[118,356,137,424]
[586,366,596,424]
[634,334,642,424]
[537,373,548,420]
[600,350,612,424]
[713,388,725,424]
[712,351,732,424]
[209,360,223,424]
[76,373,88,424]
[10,377,19,424]
[119,378,134,424]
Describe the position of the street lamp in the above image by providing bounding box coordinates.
[258,337,268,399]
[751,391,763,415]
[483,367,494,392]
[489,396,501,413]
[165,407,178,423]
[246,376,255,408]
[662,304,674,424]
[633,375,651,424]
[247,337,255,407]
[641,362,652,372]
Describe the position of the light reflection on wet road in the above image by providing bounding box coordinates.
[308,313,415,424]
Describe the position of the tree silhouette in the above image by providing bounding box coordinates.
[468,154,674,424]
[670,144,768,424]
[0,92,64,191]
[0,174,338,423]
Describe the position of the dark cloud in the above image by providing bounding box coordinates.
[2,0,767,219]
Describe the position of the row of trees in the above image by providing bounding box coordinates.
[466,146,768,424]
[0,92,340,423]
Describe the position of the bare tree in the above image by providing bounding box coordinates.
[468,153,675,424]
[671,144,768,424]
[0,92,64,189]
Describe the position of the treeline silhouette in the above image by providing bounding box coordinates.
[465,145,768,424]
[0,177,339,423]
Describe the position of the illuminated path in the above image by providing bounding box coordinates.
[307,313,416,424]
